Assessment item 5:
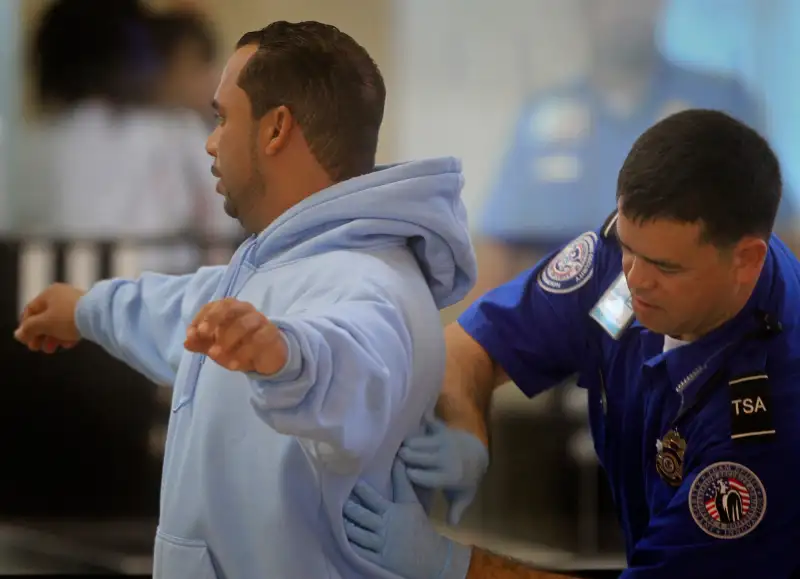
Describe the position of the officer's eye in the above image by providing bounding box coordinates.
[657,265,682,275]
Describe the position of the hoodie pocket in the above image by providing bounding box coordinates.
[153,529,218,579]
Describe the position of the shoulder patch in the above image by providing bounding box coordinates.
[729,374,775,441]
[689,461,766,540]
[537,231,598,294]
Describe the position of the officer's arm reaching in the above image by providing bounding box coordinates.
[410,233,609,524]
[436,230,607,445]
[434,322,509,447]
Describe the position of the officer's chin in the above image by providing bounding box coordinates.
[633,306,668,333]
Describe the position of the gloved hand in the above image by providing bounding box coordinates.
[398,417,489,525]
[344,459,473,579]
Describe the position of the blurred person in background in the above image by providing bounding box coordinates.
[149,9,219,125]
[18,0,238,274]
[470,0,776,300]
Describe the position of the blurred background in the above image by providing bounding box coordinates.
[0,0,797,575]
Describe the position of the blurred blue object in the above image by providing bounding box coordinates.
[480,56,764,250]
[658,0,800,208]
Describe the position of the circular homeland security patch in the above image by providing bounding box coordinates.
[689,461,766,539]
[538,231,598,294]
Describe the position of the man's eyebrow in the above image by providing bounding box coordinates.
[616,234,684,270]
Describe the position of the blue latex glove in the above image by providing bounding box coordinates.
[344,459,473,579]
[398,417,489,525]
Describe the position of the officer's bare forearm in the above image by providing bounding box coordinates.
[435,322,507,446]
[467,548,577,579]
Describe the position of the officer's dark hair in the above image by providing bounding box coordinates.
[617,109,782,246]
[235,21,386,182]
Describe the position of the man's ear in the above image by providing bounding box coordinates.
[260,105,293,156]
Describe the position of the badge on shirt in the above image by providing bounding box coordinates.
[538,231,597,294]
[729,374,775,441]
[655,429,687,487]
[590,273,635,339]
[689,461,766,539]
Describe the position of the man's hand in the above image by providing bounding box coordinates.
[14,283,84,352]
[184,297,287,374]
[399,417,489,525]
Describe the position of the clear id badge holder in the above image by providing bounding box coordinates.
[590,273,635,340]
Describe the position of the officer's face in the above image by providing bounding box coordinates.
[616,210,766,340]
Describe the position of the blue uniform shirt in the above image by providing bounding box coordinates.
[480,58,766,251]
[459,215,800,577]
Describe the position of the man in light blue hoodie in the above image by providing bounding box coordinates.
[13,21,477,579]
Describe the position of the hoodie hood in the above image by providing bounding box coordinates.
[248,156,476,308]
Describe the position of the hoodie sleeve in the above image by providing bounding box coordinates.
[75,266,225,385]
[247,285,413,471]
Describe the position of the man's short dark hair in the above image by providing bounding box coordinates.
[617,109,782,246]
[235,21,386,182]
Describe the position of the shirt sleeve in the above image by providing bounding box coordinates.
[457,230,614,397]
[75,266,225,385]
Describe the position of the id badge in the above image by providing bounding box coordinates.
[590,273,635,339]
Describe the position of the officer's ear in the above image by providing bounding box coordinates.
[731,236,768,285]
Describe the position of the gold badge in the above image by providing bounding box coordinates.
[656,429,687,487]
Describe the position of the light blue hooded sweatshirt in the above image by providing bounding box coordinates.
[74,157,476,579]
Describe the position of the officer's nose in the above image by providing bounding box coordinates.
[625,256,657,292]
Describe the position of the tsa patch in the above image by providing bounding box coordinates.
[689,462,766,540]
[538,232,598,294]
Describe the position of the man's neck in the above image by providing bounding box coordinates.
[250,170,336,234]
